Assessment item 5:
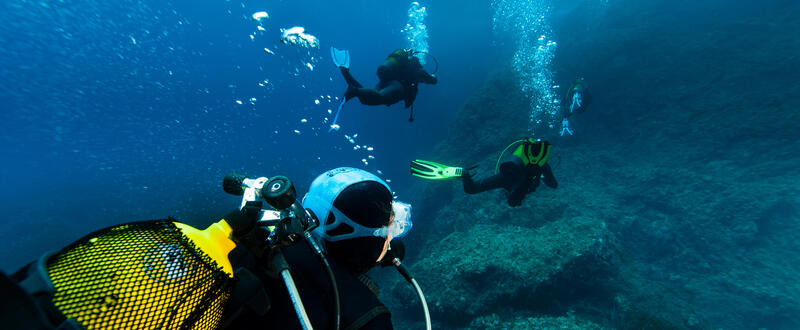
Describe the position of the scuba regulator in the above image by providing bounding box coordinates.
[221,173,339,330]
[226,172,432,330]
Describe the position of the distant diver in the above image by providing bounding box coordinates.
[330,47,438,125]
[560,77,592,136]
[410,138,558,207]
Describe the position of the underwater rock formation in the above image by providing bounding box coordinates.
[388,1,800,329]
[468,313,608,329]
[406,217,614,326]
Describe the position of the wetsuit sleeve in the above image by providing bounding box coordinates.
[542,163,557,188]
[507,180,530,207]
[415,69,437,84]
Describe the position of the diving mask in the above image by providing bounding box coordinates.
[325,200,412,242]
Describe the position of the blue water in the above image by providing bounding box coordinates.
[3,1,799,329]
[0,0,496,269]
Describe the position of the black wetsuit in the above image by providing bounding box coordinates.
[463,158,557,207]
[340,55,437,108]
[222,243,392,330]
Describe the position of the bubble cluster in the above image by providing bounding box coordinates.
[279,27,320,49]
[492,0,559,133]
[342,134,378,166]
[240,6,388,182]
[402,2,429,63]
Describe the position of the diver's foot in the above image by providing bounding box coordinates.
[344,85,358,101]
[460,165,478,179]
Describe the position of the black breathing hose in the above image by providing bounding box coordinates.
[413,51,439,75]
[304,233,340,330]
[392,258,431,330]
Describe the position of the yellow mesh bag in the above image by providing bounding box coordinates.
[45,220,232,329]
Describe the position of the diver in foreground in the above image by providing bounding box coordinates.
[411,139,558,207]
[223,168,420,329]
[560,78,592,136]
[0,168,430,330]
[330,47,438,123]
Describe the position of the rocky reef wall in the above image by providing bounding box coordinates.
[382,1,800,329]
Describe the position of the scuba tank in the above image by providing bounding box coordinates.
[33,219,236,329]
[10,217,238,330]
[9,174,324,330]
[379,48,439,122]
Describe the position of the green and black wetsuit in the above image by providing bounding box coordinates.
[463,140,558,207]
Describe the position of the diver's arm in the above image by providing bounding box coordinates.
[416,70,437,84]
[507,183,528,207]
[542,163,558,188]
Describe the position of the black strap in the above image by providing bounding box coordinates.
[408,105,415,122]
[18,252,56,297]
[2,255,83,330]
[217,268,270,329]
[357,274,380,296]
[344,306,390,330]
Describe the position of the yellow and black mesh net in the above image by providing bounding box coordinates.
[45,220,232,329]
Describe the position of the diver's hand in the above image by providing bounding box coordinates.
[224,202,262,237]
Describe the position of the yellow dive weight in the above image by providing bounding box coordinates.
[174,220,236,277]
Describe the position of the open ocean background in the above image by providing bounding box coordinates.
[0,0,498,267]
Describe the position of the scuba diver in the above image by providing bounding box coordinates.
[223,167,416,329]
[330,47,438,124]
[0,168,428,330]
[560,77,592,136]
[410,139,557,207]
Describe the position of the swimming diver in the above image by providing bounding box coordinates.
[331,47,438,122]
[560,78,591,136]
[410,139,557,207]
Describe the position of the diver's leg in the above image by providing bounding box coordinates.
[375,81,405,106]
[463,173,511,194]
[353,81,405,106]
[351,88,385,105]
[339,67,363,88]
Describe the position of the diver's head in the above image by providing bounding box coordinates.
[512,139,551,167]
[571,77,587,91]
[303,168,412,274]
